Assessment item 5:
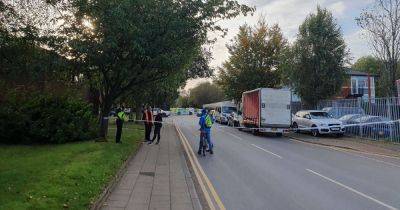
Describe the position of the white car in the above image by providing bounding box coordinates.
[292,110,345,137]
[153,108,170,117]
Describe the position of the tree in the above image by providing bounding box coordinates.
[357,0,400,96]
[53,0,253,137]
[352,56,389,96]
[121,48,215,120]
[216,18,287,101]
[188,82,225,108]
[281,7,347,106]
[352,56,382,75]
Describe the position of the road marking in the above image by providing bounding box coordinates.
[219,129,243,140]
[306,169,398,210]
[251,144,283,159]
[175,123,226,210]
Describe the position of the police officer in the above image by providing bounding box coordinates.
[149,109,163,145]
[115,107,126,143]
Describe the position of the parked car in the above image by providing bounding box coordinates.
[345,115,394,138]
[292,110,345,137]
[203,101,237,124]
[152,108,170,117]
[322,107,365,119]
[338,114,364,125]
[227,112,241,127]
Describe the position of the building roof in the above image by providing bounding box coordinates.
[345,68,379,77]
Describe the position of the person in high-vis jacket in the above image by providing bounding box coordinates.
[116,108,127,143]
[198,109,214,154]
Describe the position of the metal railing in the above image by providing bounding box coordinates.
[291,97,400,142]
[317,97,400,142]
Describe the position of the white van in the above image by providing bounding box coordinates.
[203,101,237,124]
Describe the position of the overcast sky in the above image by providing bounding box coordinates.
[185,0,375,90]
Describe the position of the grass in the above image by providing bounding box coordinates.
[0,123,144,210]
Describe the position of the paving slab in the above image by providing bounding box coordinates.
[101,124,202,210]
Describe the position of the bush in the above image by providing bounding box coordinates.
[0,92,99,144]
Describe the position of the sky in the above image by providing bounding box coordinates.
[184,0,375,90]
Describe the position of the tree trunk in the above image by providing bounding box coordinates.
[391,60,398,97]
[86,86,100,116]
[135,102,143,124]
[99,97,113,139]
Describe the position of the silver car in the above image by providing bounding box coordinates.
[292,110,345,137]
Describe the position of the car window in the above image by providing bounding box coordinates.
[310,112,331,119]
[222,106,237,113]
[367,117,383,123]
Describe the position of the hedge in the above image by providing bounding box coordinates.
[0,92,98,144]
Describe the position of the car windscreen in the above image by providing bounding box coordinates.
[222,106,237,113]
[310,112,331,119]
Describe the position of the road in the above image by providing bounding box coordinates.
[174,115,400,210]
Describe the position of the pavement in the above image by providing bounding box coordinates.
[175,115,400,210]
[101,123,201,210]
[285,132,400,157]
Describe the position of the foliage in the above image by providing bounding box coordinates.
[352,56,392,97]
[357,0,400,96]
[54,0,253,120]
[1,0,253,137]
[216,18,287,101]
[176,94,191,108]
[122,48,215,112]
[0,92,98,144]
[188,82,225,108]
[352,56,382,75]
[0,124,143,209]
[281,7,347,106]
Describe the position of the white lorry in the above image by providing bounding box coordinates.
[241,88,292,136]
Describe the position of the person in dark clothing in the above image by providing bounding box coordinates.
[115,108,126,143]
[149,110,163,144]
[143,106,153,142]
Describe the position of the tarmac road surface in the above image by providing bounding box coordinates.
[174,115,400,210]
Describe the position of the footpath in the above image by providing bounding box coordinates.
[285,132,400,157]
[100,124,202,210]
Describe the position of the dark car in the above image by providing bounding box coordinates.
[344,115,394,138]
[322,107,365,119]
[339,114,363,125]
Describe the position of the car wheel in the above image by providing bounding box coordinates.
[252,128,259,136]
[292,123,300,133]
[311,125,319,137]
[276,133,283,137]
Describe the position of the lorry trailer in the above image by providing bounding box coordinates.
[241,88,292,136]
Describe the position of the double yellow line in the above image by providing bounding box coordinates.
[174,124,226,210]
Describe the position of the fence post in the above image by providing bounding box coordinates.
[358,98,362,138]
[387,98,393,141]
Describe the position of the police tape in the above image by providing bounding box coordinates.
[110,117,400,133]
[217,119,400,132]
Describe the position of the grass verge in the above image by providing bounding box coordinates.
[0,123,143,210]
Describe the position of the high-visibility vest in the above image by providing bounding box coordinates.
[205,115,213,128]
[117,111,127,121]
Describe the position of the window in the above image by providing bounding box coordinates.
[309,112,331,119]
[351,79,357,94]
[351,77,369,96]
[222,106,237,113]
